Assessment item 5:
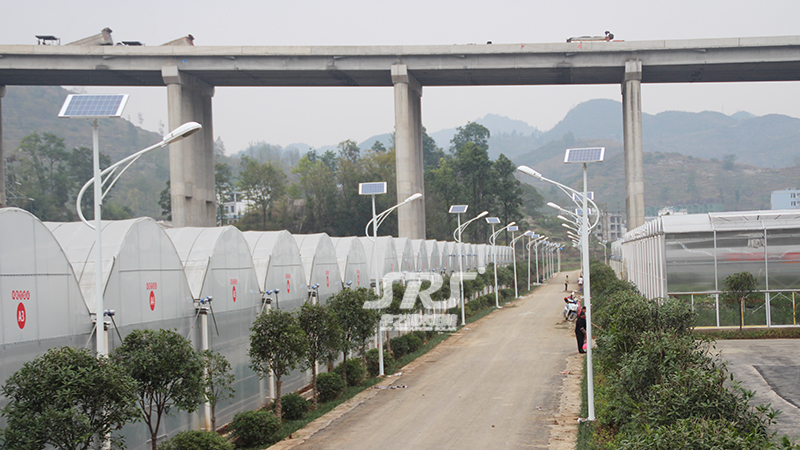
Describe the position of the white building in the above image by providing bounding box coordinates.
[771,188,800,210]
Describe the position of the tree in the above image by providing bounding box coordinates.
[1,347,139,450]
[298,303,342,409]
[214,139,235,225]
[12,131,73,220]
[159,180,171,220]
[249,308,308,420]
[328,288,380,385]
[292,153,338,234]
[492,154,524,223]
[238,155,287,229]
[201,350,235,431]
[450,122,490,153]
[722,272,758,331]
[111,329,205,450]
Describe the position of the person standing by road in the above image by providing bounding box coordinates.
[575,308,587,354]
[578,275,584,294]
[564,275,569,291]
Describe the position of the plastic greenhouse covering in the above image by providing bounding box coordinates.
[293,233,343,303]
[425,239,440,272]
[330,237,369,288]
[395,237,415,272]
[411,239,428,272]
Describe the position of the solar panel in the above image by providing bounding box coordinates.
[358,182,387,195]
[508,225,519,232]
[485,217,501,224]
[449,205,468,214]
[564,147,605,163]
[571,191,595,202]
[575,208,596,216]
[59,94,129,119]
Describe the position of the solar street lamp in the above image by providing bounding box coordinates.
[61,94,201,357]
[488,220,515,308]
[451,206,488,325]
[517,146,604,422]
[362,183,421,376]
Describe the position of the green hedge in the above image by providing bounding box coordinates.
[587,259,798,450]
[228,409,280,449]
[316,371,346,402]
[158,430,233,450]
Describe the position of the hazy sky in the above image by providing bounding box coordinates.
[3,0,800,153]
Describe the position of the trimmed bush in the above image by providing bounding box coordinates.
[334,358,366,387]
[228,409,280,448]
[366,348,395,377]
[278,393,309,421]
[403,333,423,353]
[316,371,346,402]
[412,330,428,344]
[389,336,409,359]
[158,430,233,450]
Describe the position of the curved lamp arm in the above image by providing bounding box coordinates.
[489,221,516,245]
[365,193,422,239]
[518,165,601,230]
[453,211,488,242]
[76,122,202,229]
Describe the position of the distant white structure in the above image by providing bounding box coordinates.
[221,192,254,223]
[771,188,800,210]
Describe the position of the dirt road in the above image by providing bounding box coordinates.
[278,275,581,450]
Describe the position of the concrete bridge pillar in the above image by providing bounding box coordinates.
[0,85,5,208]
[622,60,645,230]
[392,64,426,239]
[162,66,216,227]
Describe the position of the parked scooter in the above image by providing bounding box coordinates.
[563,293,581,321]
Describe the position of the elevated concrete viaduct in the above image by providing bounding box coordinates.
[3,36,800,233]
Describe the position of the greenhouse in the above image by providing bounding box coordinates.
[358,236,398,285]
[426,239,440,272]
[618,210,800,327]
[243,230,307,312]
[411,239,428,272]
[165,226,265,426]
[330,237,369,288]
[293,233,344,303]
[436,241,453,274]
[0,208,93,429]
[395,237,415,273]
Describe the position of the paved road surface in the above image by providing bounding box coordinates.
[288,276,577,450]
[713,339,800,440]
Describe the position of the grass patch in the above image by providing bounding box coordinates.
[693,327,800,340]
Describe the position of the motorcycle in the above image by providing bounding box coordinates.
[563,295,581,321]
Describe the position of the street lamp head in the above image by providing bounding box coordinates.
[475,211,489,219]
[547,202,562,211]
[517,165,543,180]
[163,122,202,145]
[506,221,516,228]
[403,193,423,204]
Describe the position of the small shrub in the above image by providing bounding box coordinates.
[278,393,309,421]
[412,330,427,343]
[159,430,233,450]
[403,333,423,353]
[317,371,346,402]
[334,358,366,387]
[389,336,409,358]
[365,348,395,377]
[228,409,280,448]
